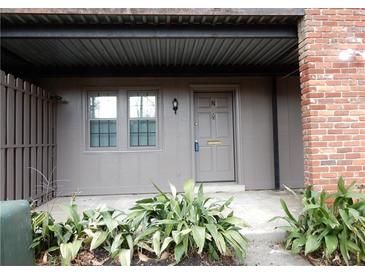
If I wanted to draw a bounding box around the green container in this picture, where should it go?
[0,200,34,265]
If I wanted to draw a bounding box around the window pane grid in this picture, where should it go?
[90,120,117,147]
[130,119,156,147]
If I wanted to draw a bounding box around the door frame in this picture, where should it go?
[189,84,243,185]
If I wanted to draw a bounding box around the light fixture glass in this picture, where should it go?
[172,98,178,114]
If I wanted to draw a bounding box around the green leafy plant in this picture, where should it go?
[31,211,57,256]
[60,239,83,265]
[31,197,86,265]
[83,205,134,265]
[31,198,134,266]
[31,179,248,266]
[272,177,365,265]
[126,179,249,264]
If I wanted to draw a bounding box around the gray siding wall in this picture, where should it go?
[277,77,304,189]
[39,76,303,195]
[240,79,275,190]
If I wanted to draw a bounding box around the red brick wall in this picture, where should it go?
[298,8,365,192]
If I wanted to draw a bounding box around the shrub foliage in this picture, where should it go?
[31,180,248,265]
[273,177,365,265]
[125,180,248,264]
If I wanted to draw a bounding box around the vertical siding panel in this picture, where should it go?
[30,85,37,199]
[42,89,49,201]
[52,102,57,197]
[0,71,6,200]
[23,81,31,200]
[36,87,43,203]
[15,78,24,199]
[48,99,54,199]
[6,74,15,200]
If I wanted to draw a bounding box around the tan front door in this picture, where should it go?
[194,92,235,182]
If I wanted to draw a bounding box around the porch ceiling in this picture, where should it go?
[0,10,301,78]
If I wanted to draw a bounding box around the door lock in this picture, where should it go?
[194,140,199,152]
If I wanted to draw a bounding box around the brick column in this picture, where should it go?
[298,8,365,192]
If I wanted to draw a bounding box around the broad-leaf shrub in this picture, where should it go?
[82,205,134,264]
[31,199,133,265]
[125,180,249,264]
[31,211,57,256]
[31,180,248,265]
[273,177,365,265]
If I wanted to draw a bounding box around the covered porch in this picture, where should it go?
[0,8,305,203]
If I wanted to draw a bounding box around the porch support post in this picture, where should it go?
[272,77,280,190]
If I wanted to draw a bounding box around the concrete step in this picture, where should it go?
[199,183,245,194]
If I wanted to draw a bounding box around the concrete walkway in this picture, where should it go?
[36,187,310,266]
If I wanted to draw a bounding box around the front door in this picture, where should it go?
[194,92,235,182]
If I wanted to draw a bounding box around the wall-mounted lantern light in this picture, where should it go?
[172,98,178,114]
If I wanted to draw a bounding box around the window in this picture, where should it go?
[86,89,159,151]
[128,92,157,147]
[88,94,117,147]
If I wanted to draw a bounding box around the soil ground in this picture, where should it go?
[36,248,239,266]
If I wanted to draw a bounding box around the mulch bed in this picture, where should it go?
[36,248,239,266]
[131,251,238,266]
[301,250,364,266]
